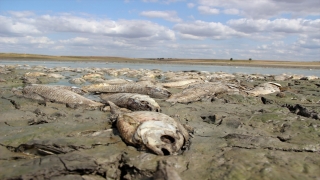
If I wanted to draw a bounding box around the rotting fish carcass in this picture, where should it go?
[108,101,189,155]
[245,82,281,96]
[24,72,47,77]
[82,83,171,99]
[160,79,202,89]
[82,73,103,80]
[166,82,236,104]
[15,84,103,108]
[51,85,87,95]
[101,93,160,112]
[102,78,133,85]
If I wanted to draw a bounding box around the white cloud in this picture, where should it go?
[0,12,178,57]
[0,15,40,36]
[0,37,18,44]
[0,13,176,41]
[177,33,205,40]
[197,6,220,15]
[223,8,240,15]
[174,20,245,39]
[140,11,182,22]
[187,3,195,8]
[295,37,320,49]
[60,37,90,45]
[227,18,320,34]
[198,0,320,18]
[26,36,54,44]
[0,36,54,45]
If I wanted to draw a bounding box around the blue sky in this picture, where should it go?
[0,0,319,61]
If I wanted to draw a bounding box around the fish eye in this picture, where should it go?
[141,100,147,104]
[161,135,175,144]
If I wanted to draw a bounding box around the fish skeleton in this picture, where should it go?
[21,84,103,108]
[101,93,160,112]
[166,82,233,104]
[82,83,171,99]
[108,101,189,155]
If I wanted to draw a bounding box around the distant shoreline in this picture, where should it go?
[1,53,319,69]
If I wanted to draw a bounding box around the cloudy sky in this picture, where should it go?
[0,0,319,61]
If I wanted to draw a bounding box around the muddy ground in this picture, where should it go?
[0,65,319,180]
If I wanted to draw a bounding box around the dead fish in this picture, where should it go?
[246,82,281,96]
[160,79,202,88]
[101,93,160,112]
[83,83,171,99]
[109,101,189,155]
[103,78,133,85]
[82,73,103,80]
[300,75,319,80]
[69,77,86,84]
[24,72,47,77]
[20,84,103,108]
[51,85,87,95]
[166,82,234,104]
[47,73,65,79]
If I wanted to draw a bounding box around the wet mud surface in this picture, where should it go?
[0,65,319,180]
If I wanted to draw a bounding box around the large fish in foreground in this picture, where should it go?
[108,101,189,155]
[82,83,171,99]
[101,93,161,112]
[17,84,103,108]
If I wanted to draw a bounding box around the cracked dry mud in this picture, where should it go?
[0,66,320,180]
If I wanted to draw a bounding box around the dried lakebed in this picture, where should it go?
[0,64,320,180]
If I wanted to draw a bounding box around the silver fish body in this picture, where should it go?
[109,101,189,155]
[21,84,103,107]
[101,93,160,112]
[83,83,171,99]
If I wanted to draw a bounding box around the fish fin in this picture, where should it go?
[107,101,121,115]
[176,122,190,142]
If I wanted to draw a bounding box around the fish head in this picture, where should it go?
[133,121,185,155]
[127,96,161,112]
[147,86,171,99]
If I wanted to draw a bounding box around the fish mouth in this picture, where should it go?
[159,135,177,155]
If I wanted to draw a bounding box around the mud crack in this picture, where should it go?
[1,96,21,109]
[230,145,319,153]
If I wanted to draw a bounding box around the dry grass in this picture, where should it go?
[1,53,319,69]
